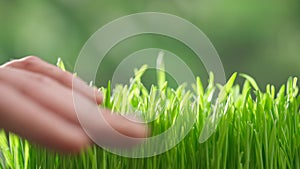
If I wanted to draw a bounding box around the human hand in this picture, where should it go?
[0,56,148,153]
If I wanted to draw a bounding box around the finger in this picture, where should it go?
[101,108,149,138]
[0,67,149,149]
[0,67,149,145]
[1,56,102,104]
[73,91,149,148]
[0,67,82,125]
[0,82,91,153]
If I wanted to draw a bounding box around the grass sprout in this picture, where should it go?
[0,58,299,169]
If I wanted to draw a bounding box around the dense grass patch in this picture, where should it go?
[0,59,300,169]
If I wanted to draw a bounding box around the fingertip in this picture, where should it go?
[56,130,92,154]
[69,135,91,153]
[102,110,150,139]
[123,114,150,138]
[130,123,149,138]
[94,87,103,104]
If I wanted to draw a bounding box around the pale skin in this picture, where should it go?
[0,56,148,153]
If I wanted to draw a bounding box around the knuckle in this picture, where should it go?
[32,74,53,84]
[1,56,41,68]
[18,75,54,95]
[21,56,41,68]
[29,74,52,85]
[23,56,40,62]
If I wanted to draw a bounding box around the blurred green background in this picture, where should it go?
[0,0,299,89]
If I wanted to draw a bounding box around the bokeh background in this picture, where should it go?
[1,0,299,89]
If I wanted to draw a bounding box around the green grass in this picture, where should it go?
[0,58,300,169]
